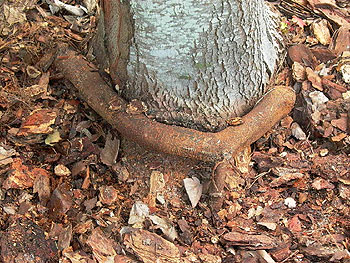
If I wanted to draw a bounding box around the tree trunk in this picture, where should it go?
[93,0,281,132]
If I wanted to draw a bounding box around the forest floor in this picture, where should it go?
[0,0,350,262]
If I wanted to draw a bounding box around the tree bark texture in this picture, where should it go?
[93,0,281,132]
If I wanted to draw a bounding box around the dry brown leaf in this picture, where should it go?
[0,145,17,166]
[288,215,302,232]
[54,164,71,177]
[271,167,305,187]
[63,247,93,263]
[312,178,335,190]
[331,114,348,132]
[100,132,120,166]
[17,109,57,136]
[3,158,49,190]
[123,229,181,263]
[146,170,165,208]
[306,67,323,91]
[307,0,350,27]
[330,26,350,56]
[87,227,117,263]
[99,185,119,205]
[183,177,202,208]
[331,133,347,142]
[58,224,72,251]
[33,171,51,205]
[311,19,331,45]
[288,44,317,68]
[292,61,306,81]
[311,47,337,63]
[3,3,27,27]
[47,184,73,220]
[223,231,278,250]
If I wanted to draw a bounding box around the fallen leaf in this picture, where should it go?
[177,219,193,245]
[123,229,181,263]
[306,67,323,91]
[312,178,335,190]
[100,132,120,166]
[222,231,278,249]
[149,215,178,241]
[3,158,49,190]
[288,44,317,67]
[54,164,71,177]
[311,48,337,63]
[331,133,347,142]
[288,215,302,232]
[330,26,350,56]
[271,167,305,187]
[291,122,307,140]
[146,170,165,208]
[87,227,117,263]
[47,183,73,220]
[3,4,26,27]
[58,224,72,251]
[33,171,51,205]
[331,114,348,132]
[45,130,61,145]
[0,145,17,166]
[183,177,202,208]
[18,109,57,136]
[311,19,331,45]
[99,185,119,205]
[128,201,150,226]
[292,16,306,28]
[257,222,277,231]
[307,1,350,27]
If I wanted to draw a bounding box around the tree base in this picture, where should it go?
[54,46,295,163]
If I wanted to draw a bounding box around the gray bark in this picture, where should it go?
[93,0,281,131]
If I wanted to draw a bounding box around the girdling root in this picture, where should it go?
[54,47,295,209]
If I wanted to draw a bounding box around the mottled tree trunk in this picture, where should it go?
[93,0,281,132]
